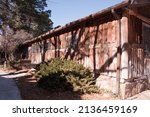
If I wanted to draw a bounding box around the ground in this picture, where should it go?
[1,67,150,100]
[0,67,119,100]
[16,70,119,100]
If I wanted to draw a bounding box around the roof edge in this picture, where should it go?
[24,0,130,45]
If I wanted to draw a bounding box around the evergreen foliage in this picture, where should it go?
[0,0,53,37]
[35,58,99,94]
[0,0,52,62]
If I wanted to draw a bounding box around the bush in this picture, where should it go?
[6,60,21,70]
[35,58,99,94]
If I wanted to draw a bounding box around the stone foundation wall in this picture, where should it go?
[96,75,117,93]
[96,75,149,99]
[121,77,148,99]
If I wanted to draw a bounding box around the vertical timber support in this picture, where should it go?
[112,10,129,97]
[120,16,129,99]
[111,9,122,95]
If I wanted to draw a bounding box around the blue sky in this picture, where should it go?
[46,0,123,27]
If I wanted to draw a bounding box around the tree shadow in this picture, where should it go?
[26,13,148,92]
[16,73,82,100]
[55,22,121,79]
[40,19,117,78]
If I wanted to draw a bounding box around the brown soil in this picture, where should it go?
[0,68,119,100]
[16,73,119,100]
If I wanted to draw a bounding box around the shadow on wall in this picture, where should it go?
[37,18,147,81]
[39,24,130,79]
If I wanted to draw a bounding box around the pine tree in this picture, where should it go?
[0,0,53,36]
[0,0,53,61]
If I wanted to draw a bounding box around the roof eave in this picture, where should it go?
[23,0,130,45]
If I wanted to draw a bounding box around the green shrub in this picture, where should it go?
[6,60,20,70]
[35,58,99,94]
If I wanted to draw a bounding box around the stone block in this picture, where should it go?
[96,75,116,93]
[123,78,148,99]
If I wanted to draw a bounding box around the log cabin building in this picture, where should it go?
[22,0,150,99]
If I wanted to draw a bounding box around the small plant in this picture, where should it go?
[6,60,20,70]
[101,89,111,94]
[35,58,99,94]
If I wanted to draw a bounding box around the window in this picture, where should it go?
[66,34,78,49]
[142,23,150,57]
[32,44,40,53]
[32,44,37,53]
[45,42,51,51]
[71,34,78,49]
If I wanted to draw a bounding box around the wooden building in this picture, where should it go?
[22,0,150,99]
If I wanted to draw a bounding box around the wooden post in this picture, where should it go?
[111,9,121,94]
[116,19,122,95]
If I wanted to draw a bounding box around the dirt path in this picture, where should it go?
[0,69,119,100]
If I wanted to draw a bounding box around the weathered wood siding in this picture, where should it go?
[28,15,130,96]
[128,16,144,78]
[121,14,150,98]
[128,16,150,78]
[29,18,120,80]
[26,1,150,98]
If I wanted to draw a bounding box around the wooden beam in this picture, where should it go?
[124,8,150,25]
[130,0,150,5]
